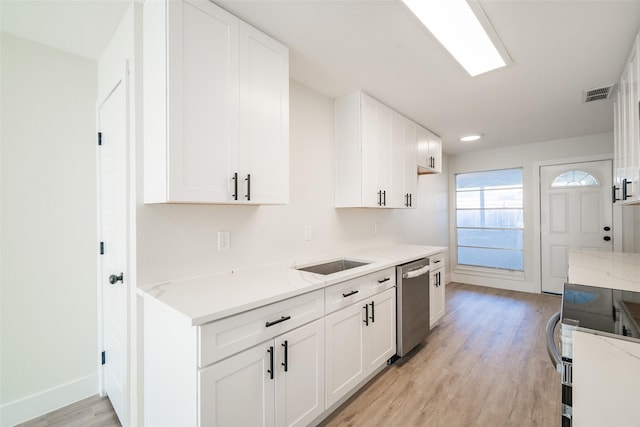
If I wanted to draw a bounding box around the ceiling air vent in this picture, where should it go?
[583,85,614,103]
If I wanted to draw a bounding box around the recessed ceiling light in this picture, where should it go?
[401,0,510,76]
[461,134,482,142]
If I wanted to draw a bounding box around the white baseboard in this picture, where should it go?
[1,373,99,427]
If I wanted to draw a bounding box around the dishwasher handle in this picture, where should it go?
[402,265,430,279]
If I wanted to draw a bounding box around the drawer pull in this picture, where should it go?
[377,277,390,284]
[370,301,375,323]
[363,304,369,326]
[281,340,288,372]
[342,290,359,298]
[432,259,442,264]
[267,346,274,379]
[265,315,291,328]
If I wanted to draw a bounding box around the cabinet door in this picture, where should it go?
[364,288,396,373]
[629,43,640,202]
[239,23,289,204]
[325,302,365,407]
[401,116,418,207]
[275,319,324,427]
[416,125,429,171]
[392,114,417,208]
[168,0,240,203]
[389,113,407,208]
[361,95,393,207]
[429,268,445,328]
[614,88,623,202]
[199,342,275,427]
[428,134,442,174]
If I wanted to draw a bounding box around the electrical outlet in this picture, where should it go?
[218,231,230,251]
[304,225,313,241]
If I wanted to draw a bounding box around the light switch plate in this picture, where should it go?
[304,225,313,241]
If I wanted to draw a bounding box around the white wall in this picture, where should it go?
[448,133,613,293]
[136,81,448,285]
[0,33,98,425]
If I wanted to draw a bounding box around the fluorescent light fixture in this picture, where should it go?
[460,134,482,142]
[402,0,508,76]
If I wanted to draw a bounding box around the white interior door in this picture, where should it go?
[98,77,128,424]
[540,160,613,293]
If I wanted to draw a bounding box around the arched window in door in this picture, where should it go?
[550,170,599,188]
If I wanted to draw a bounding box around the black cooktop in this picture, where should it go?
[561,283,640,342]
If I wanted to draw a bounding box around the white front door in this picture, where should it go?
[98,77,128,424]
[540,160,613,294]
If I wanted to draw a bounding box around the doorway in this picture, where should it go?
[97,74,129,424]
[540,160,613,294]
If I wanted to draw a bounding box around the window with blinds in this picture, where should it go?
[455,168,524,271]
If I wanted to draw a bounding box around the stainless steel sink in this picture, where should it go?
[296,259,371,275]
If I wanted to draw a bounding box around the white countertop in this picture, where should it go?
[568,250,640,292]
[139,244,446,326]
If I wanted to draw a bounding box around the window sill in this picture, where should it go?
[453,265,525,281]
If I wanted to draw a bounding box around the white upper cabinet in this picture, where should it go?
[416,126,442,174]
[397,114,420,208]
[143,0,289,204]
[394,113,418,208]
[614,29,640,205]
[335,92,430,208]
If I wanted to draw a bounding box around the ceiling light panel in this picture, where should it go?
[402,0,508,76]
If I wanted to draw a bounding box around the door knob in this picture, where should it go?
[109,273,124,285]
[603,236,611,242]
[604,226,611,231]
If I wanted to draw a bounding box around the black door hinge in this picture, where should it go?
[100,242,104,255]
[98,132,103,146]
[101,351,106,365]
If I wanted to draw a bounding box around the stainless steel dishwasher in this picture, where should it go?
[396,257,431,357]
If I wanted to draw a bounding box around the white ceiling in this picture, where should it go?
[3,0,640,154]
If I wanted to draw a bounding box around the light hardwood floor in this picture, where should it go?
[19,282,561,427]
[320,282,562,427]
[16,394,120,427]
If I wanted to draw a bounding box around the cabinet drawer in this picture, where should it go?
[325,268,395,314]
[429,253,445,267]
[199,289,324,367]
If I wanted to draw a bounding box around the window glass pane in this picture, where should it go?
[456,168,523,190]
[456,209,524,228]
[456,188,523,209]
[456,167,524,272]
[551,170,599,188]
[457,229,523,250]
[458,247,524,270]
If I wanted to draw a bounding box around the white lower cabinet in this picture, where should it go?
[429,253,446,329]
[200,341,274,427]
[325,287,396,407]
[200,319,324,427]
[144,270,398,426]
[572,330,640,426]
